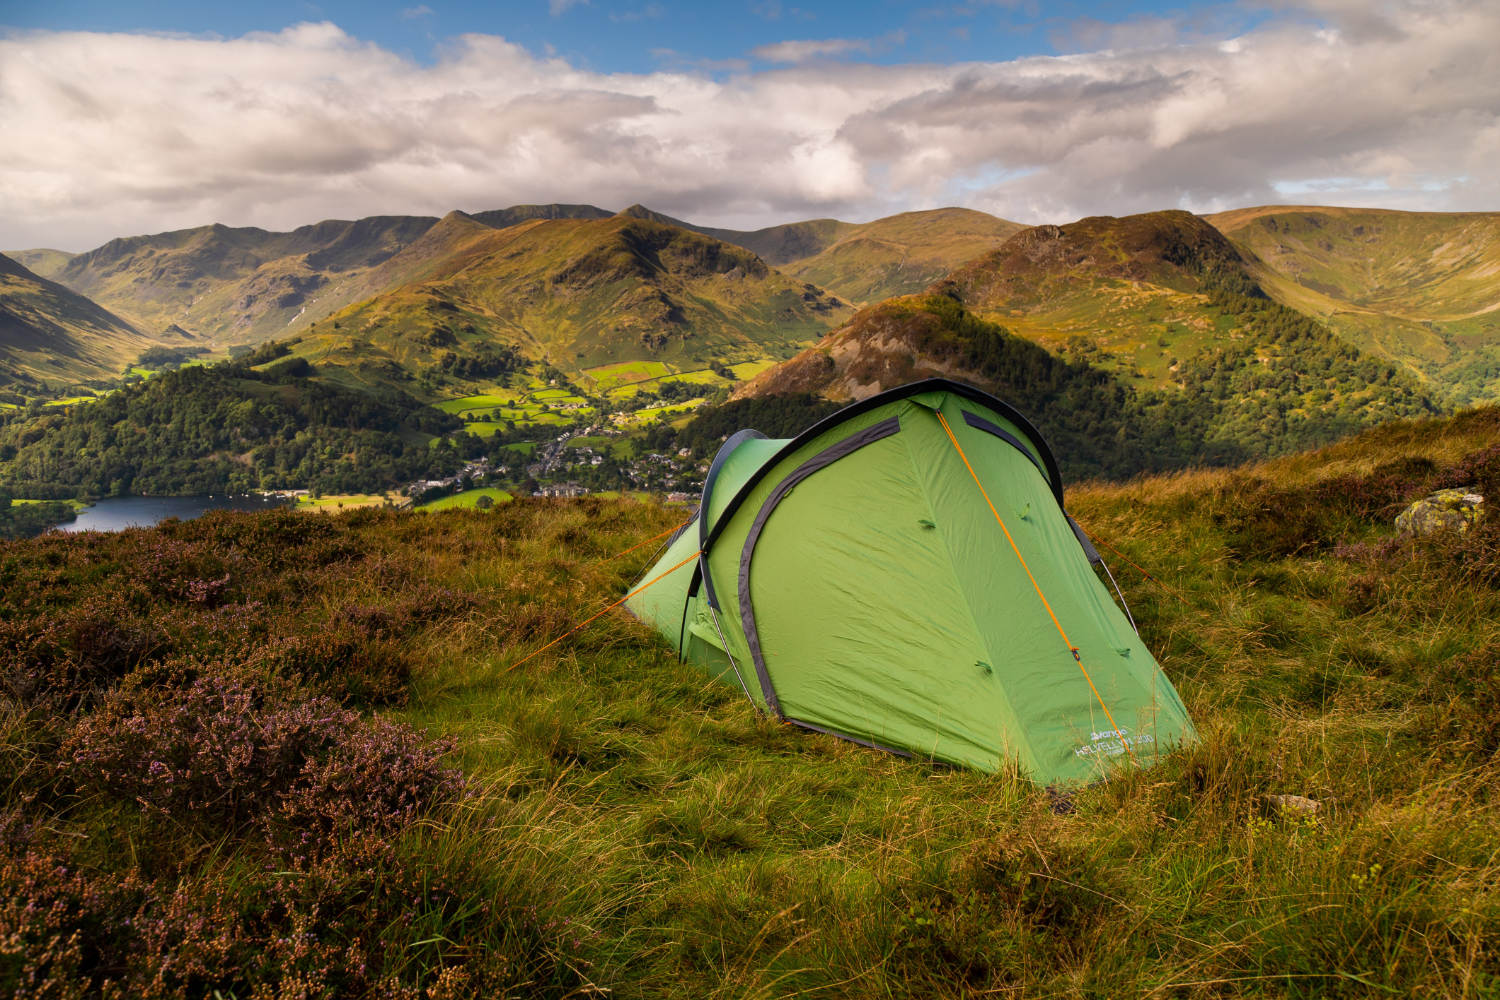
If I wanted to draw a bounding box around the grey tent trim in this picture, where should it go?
[961,410,1049,483]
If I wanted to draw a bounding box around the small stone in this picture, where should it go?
[1395,489,1483,536]
[1264,793,1321,818]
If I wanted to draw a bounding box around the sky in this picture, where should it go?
[1,0,1496,250]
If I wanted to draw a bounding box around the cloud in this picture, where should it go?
[400,5,434,19]
[0,1,1496,251]
[549,0,587,15]
[751,31,904,63]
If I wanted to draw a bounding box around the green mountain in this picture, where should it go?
[923,209,1275,388]
[735,211,1440,477]
[291,212,849,391]
[1206,206,1500,403]
[781,207,1025,304]
[613,204,857,264]
[0,252,171,391]
[43,215,443,344]
[7,248,75,278]
[614,204,1023,302]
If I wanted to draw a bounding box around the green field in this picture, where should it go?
[417,487,515,511]
[616,399,706,427]
[434,392,518,415]
[11,497,89,511]
[729,359,777,380]
[293,493,392,510]
[583,360,672,391]
[658,368,722,386]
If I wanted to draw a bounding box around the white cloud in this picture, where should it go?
[0,1,1496,251]
[751,31,905,63]
[549,0,587,16]
[752,37,870,62]
[401,6,435,19]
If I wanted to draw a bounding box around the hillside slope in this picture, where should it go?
[783,207,1024,304]
[0,252,170,391]
[5,403,1500,996]
[292,212,849,391]
[47,215,441,343]
[616,204,1023,302]
[0,342,464,496]
[1207,206,1500,403]
[927,210,1269,387]
[737,212,1440,477]
[33,205,621,347]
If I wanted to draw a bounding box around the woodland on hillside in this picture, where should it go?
[0,345,472,498]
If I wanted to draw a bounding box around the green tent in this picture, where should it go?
[627,379,1194,784]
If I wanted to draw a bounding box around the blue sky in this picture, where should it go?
[2,0,1270,73]
[1,0,1495,249]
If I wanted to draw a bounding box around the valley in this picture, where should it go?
[2,201,1498,534]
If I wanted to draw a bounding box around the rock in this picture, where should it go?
[1264,793,1321,818]
[1395,488,1484,536]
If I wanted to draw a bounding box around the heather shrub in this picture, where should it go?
[0,598,167,711]
[0,837,580,999]
[245,631,415,707]
[57,671,464,859]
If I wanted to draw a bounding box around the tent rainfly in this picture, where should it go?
[626,378,1194,784]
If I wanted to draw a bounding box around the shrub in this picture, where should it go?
[57,672,464,861]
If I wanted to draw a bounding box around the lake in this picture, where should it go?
[54,494,293,533]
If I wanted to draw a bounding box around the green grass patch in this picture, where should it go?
[417,487,515,511]
[729,359,778,380]
[434,392,517,415]
[616,399,706,427]
[293,493,392,510]
[11,497,89,511]
[659,369,723,386]
[583,360,672,390]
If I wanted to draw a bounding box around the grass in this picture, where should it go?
[614,399,707,427]
[417,487,515,511]
[584,359,672,391]
[729,359,778,381]
[7,408,1500,996]
[434,392,517,415]
[293,492,394,510]
[10,497,89,511]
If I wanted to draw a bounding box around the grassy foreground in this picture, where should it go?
[5,408,1500,997]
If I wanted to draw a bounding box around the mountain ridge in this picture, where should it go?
[0,251,170,391]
